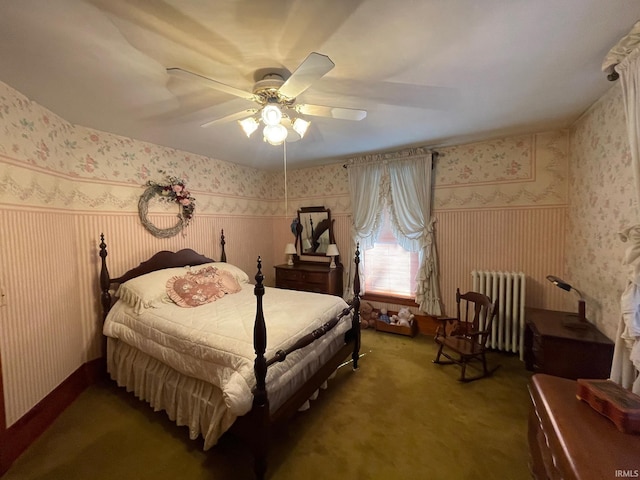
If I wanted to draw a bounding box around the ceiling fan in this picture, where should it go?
[166,52,367,145]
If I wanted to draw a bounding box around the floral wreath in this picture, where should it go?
[138,172,196,238]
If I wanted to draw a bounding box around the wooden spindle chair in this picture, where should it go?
[433,288,499,382]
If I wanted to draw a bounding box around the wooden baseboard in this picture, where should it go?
[0,358,105,475]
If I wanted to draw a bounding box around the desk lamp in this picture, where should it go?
[546,275,588,329]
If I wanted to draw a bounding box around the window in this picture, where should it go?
[363,209,419,298]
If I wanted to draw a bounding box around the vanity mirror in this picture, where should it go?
[296,206,335,259]
[275,206,343,296]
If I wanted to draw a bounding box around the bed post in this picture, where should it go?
[351,243,361,369]
[99,233,111,322]
[252,256,269,480]
[220,229,227,263]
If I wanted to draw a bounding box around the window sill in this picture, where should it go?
[361,293,419,307]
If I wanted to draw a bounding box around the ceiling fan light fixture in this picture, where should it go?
[238,117,259,137]
[292,118,310,138]
[263,124,288,145]
[261,104,282,126]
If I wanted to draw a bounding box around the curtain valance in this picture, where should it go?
[603,20,640,80]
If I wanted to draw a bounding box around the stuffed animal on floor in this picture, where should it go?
[359,301,378,329]
[390,307,415,328]
[378,308,391,324]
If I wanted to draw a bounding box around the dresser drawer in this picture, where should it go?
[274,264,342,296]
[303,271,327,286]
[276,269,303,283]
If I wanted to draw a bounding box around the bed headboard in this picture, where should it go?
[99,229,226,319]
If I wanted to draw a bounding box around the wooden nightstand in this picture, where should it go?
[524,307,614,380]
[274,263,343,296]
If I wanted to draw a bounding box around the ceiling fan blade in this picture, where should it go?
[167,67,257,102]
[200,109,257,128]
[297,104,367,121]
[278,52,335,99]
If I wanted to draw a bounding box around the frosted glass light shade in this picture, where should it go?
[261,105,282,126]
[263,124,288,145]
[292,118,310,138]
[238,117,259,137]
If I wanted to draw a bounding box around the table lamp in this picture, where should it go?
[284,243,297,266]
[326,244,339,268]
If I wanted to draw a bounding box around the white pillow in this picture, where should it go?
[192,262,250,285]
[116,266,192,313]
[116,263,250,313]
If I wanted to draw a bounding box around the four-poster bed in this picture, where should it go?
[98,231,361,479]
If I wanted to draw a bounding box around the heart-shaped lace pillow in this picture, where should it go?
[166,266,241,307]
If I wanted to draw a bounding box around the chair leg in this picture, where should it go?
[459,358,467,381]
[433,344,444,364]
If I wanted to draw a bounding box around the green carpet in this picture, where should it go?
[4,330,532,479]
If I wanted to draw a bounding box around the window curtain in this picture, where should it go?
[387,157,441,314]
[344,161,386,300]
[611,45,640,394]
[345,150,442,315]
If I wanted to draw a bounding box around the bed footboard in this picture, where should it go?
[246,245,361,480]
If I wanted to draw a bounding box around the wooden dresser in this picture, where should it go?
[528,374,640,479]
[524,308,614,380]
[274,263,343,296]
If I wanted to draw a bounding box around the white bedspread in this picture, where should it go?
[103,285,352,417]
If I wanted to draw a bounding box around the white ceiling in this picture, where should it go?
[1,0,639,171]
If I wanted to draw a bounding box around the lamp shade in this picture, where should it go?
[546,274,586,324]
[284,243,297,255]
[292,117,310,138]
[263,124,288,145]
[261,104,282,126]
[238,117,259,137]
[326,244,339,257]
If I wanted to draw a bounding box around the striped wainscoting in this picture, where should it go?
[434,206,569,316]
[0,207,273,428]
[0,209,84,427]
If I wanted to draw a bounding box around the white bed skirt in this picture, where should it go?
[107,337,236,449]
[106,337,338,449]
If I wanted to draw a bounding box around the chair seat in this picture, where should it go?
[436,335,484,356]
[432,288,499,382]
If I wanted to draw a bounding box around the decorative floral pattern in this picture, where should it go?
[436,135,533,185]
[567,84,635,339]
[0,81,284,216]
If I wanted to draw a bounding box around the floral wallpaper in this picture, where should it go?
[435,131,568,210]
[284,133,568,216]
[437,135,533,185]
[568,83,636,339]
[0,81,279,215]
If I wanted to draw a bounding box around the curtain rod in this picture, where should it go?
[342,150,444,168]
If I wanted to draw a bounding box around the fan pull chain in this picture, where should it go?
[283,141,288,218]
